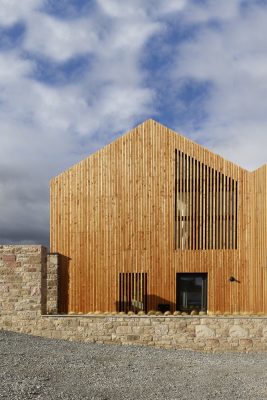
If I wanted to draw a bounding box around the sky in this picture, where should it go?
[1,0,267,248]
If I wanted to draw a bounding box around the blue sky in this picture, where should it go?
[1,0,267,246]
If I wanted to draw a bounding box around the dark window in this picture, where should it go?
[176,273,207,311]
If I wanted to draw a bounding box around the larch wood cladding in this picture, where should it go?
[50,119,267,314]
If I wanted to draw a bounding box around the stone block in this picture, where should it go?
[193,340,206,348]
[229,326,249,338]
[3,255,16,262]
[239,339,253,348]
[154,324,169,335]
[132,326,144,334]
[116,326,132,334]
[140,335,153,342]
[126,335,140,341]
[196,325,216,338]
[204,339,220,348]
[143,326,154,334]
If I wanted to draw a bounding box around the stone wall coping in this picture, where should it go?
[0,244,45,247]
[42,314,267,320]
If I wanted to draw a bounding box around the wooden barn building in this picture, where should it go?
[50,120,267,314]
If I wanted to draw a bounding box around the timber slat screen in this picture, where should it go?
[174,150,238,250]
[119,273,147,313]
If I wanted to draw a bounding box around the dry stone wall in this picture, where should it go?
[0,314,266,352]
[0,245,266,352]
[0,245,47,317]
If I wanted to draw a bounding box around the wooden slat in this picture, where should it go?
[195,160,199,250]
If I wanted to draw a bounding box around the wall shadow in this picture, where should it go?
[57,254,71,314]
[146,295,176,313]
[41,247,48,314]
[115,295,176,313]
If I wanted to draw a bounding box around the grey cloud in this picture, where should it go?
[171,0,267,170]
[0,0,266,250]
[0,1,164,247]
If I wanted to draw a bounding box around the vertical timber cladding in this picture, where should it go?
[50,119,267,314]
[250,165,267,313]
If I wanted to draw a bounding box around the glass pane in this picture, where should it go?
[177,274,207,311]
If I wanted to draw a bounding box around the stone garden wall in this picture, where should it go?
[0,245,266,352]
[0,245,47,317]
[1,314,266,353]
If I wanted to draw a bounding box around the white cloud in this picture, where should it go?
[156,0,187,15]
[184,0,240,23]
[97,0,187,19]
[97,0,146,18]
[172,0,267,170]
[0,51,32,82]
[0,0,43,26]
[0,0,170,245]
[24,14,99,62]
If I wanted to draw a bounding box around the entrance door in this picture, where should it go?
[176,273,207,311]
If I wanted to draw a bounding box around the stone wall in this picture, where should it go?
[0,314,266,352]
[46,253,59,315]
[0,245,266,352]
[0,245,47,317]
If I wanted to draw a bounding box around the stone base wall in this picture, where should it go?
[0,245,266,352]
[0,314,266,352]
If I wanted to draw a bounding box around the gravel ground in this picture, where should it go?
[0,330,266,400]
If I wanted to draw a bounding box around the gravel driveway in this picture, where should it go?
[0,330,266,400]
